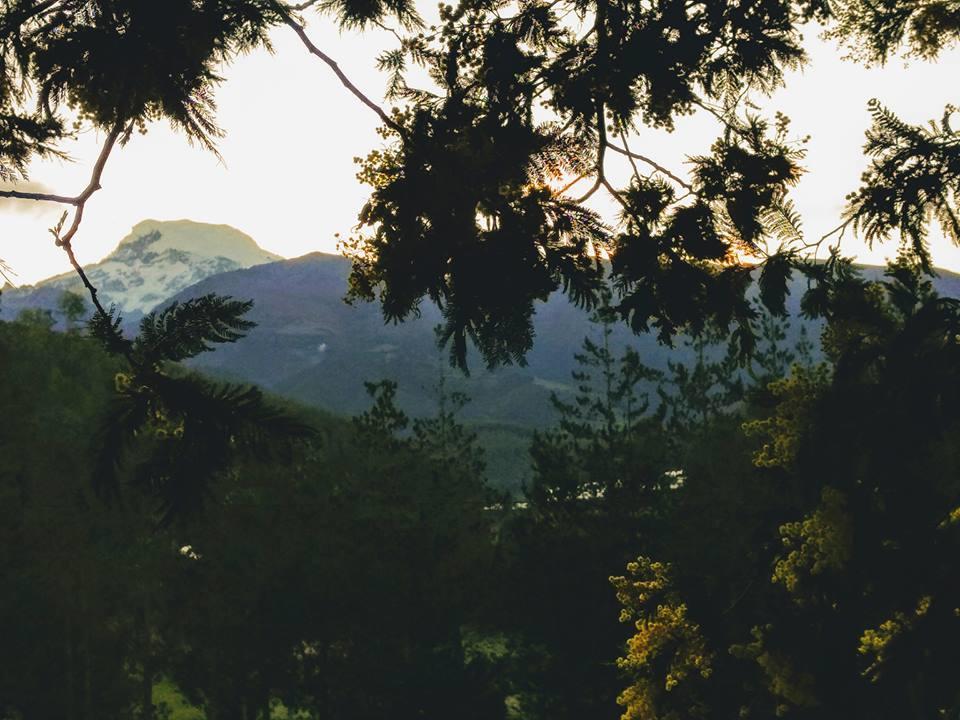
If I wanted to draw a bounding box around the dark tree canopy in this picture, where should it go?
[0,0,958,368]
[5,4,960,717]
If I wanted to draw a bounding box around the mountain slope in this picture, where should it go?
[9,227,960,489]
[169,253,960,421]
[0,219,281,322]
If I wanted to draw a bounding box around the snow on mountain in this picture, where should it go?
[1,219,282,318]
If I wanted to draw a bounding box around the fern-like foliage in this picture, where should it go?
[827,0,960,63]
[133,294,255,368]
[87,292,313,524]
[761,197,804,246]
[88,303,134,357]
[845,100,960,271]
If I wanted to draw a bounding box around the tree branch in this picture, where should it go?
[556,172,588,196]
[38,121,125,322]
[574,176,602,203]
[51,122,124,250]
[691,96,753,143]
[797,218,852,258]
[605,142,694,191]
[0,0,63,37]
[0,187,80,204]
[590,101,646,229]
[285,17,408,139]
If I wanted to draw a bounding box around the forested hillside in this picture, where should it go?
[4,256,960,719]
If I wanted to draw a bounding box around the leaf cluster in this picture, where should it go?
[845,100,960,272]
[88,292,314,524]
[346,0,830,369]
[0,0,286,165]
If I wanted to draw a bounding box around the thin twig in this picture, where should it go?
[373,19,404,43]
[605,142,693,191]
[574,176,601,203]
[799,218,852,260]
[286,17,408,139]
[0,258,15,285]
[617,126,644,183]
[557,172,588,196]
[53,122,124,251]
[601,176,639,223]
[288,0,322,10]
[0,187,80,204]
[692,95,752,142]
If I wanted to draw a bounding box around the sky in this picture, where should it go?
[1,15,959,286]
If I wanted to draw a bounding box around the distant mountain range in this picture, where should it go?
[6,220,960,488]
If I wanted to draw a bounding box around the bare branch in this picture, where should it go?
[373,19,405,43]
[0,188,80,204]
[556,172,588,196]
[605,142,694,191]
[287,0,322,10]
[51,122,124,249]
[616,126,643,184]
[574,177,602,203]
[797,218,852,259]
[600,176,642,227]
[591,101,646,229]
[691,96,753,143]
[0,258,15,285]
[572,103,609,203]
[285,17,408,139]
[34,122,125,322]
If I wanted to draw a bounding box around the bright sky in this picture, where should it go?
[1,16,959,286]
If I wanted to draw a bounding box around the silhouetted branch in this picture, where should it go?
[574,177,602,202]
[54,123,123,244]
[0,0,63,38]
[557,172,588,196]
[799,218,853,257]
[373,19,404,43]
[591,102,645,228]
[0,187,79,204]
[285,17,407,139]
[691,96,753,143]
[36,121,125,323]
[605,142,694,192]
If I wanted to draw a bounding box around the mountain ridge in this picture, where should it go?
[7,220,960,488]
[0,219,281,319]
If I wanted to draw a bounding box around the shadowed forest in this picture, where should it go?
[3,1,960,719]
[4,255,960,719]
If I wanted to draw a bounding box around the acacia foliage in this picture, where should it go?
[339,0,960,367]
[89,293,314,524]
[612,256,960,720]
[3,1,960,369]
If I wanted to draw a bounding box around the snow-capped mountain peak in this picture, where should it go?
[4,219,283,316]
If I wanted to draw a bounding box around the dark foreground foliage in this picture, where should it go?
[3,255,960,719]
